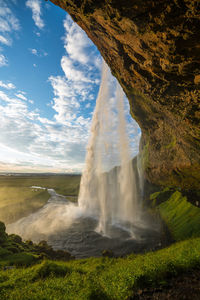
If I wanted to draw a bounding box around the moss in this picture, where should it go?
[164,135,176,149]
[156,164,200,191]
[128,87,152,122]
[152,190,200,241]
[150,187,174,207]
[140,140,150,170]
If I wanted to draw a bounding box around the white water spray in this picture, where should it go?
[7,61,143,244]
[78,61,141,236]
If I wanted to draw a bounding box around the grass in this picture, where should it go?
[0,174,81,196]
[0,237,200,299]
[0,252,39,267]
[0,175,199,299]
[151,189,200,241]
[0,221,74,269]
[0,186,49,224]
[0,174,80,223]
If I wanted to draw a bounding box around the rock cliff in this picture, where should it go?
[50,0,200,191]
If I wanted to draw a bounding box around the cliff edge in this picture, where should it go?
[50,0,200,191]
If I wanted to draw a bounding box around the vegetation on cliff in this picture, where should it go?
[154,190,200,241]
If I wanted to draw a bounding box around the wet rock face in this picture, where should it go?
[50,0,200,190]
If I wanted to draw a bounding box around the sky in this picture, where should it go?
[0,0,141,173]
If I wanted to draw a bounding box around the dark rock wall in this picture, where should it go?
[50,0,200,190]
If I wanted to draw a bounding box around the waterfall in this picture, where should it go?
[7,61,154,257]
[78,61,141,236]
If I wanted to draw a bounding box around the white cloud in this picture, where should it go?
[49,75,80,123]
[0,54,8,67]
[0,1,20,66]
[48,14,101,128]
[0,80,15,89]
[0,35,11,46]
[0,5,20,33]
[0,90,18,102]
[63,15,92,64]
[61,56,91,83]
[0,86,90,172]
[0,18,11,32]
[61,15,101,84]
[29,48,48,58]
[26,0,44,30]
[45,15,102,169]
[17,90,26,95]
[30,48,38,55]
[15,93,27,101]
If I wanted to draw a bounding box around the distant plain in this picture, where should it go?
[0,174,81,224]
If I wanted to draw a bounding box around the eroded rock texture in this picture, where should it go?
[50,0,200,190]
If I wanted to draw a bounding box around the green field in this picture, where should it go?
[0,175,81,224]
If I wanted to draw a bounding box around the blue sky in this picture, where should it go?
[0,0,140,173]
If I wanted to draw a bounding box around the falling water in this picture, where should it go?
[78,61,141,236]
[6,61,162,258]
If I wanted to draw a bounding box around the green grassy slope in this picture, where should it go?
[0,237,200,300]
[151,189,200,241]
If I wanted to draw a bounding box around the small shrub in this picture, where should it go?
[6,246,20,254]
[26,240,33,246]
[8,234,22,244]
[102,250,114,258]
[0,246,11,258]
[4,252,39,267]
[33,261,70,280]
[0,221,7,243]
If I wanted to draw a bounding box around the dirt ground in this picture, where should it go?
[131,270,200,300]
